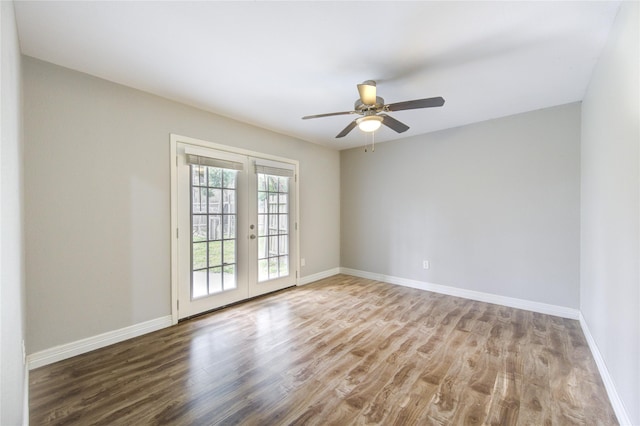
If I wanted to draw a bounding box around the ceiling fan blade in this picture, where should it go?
[302,111,355,120]
[386,96,445,112]
[380,114,410,133]
[336,120,358,138]
[357,80,377,105]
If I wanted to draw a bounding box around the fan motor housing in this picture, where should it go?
[355,96,385,113]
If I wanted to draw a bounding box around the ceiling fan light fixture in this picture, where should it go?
[357,116,383,133]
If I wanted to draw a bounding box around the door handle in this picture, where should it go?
[250,234,256,239]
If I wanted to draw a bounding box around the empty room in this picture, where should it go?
[1,1,638,425]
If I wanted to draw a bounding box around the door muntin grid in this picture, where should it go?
[191,164,238,298]
[257,173,289,282]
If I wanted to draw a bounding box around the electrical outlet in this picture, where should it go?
[301,258,306,267]
[422,260,430,270]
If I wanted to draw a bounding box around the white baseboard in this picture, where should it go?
[22,269,629,425]
[340,267,580,320]
[338,269,634,422]
[298,267,341,286]
[22,365,29,426]
[27,315,173,370]
[25,269,340,370]
[27,268,342,371]
[579,313,632,425]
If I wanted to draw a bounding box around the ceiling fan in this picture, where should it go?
[302,80,445,138]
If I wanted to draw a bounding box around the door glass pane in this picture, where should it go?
[209,267,222,293]
[269,236,278,256]
[278,235,289,256]
[208,168,222,187]
[257,172,290,282]
[193,242,207,270]
[224,240,236,264]
[279,214,288,233]
[208,189,222,213]
[278,177,288,192]
[269,215,278,235]
[191,164,239,299]
[279,194,288,213]
[193,215,207,242]
[269,257,279,279]
[258,259,268,282]
[193,270,208,298]
[208,215,221,240]
[195,188,207,214]
[223,215,236,239]
[223,265,236,289]
[192,188,202,214]
[223,170,237,188]
[193,165,206,186]
[258,192,267,214]
[224,190,236,214]
[268,194,278,214]
[258,236,267,259]
[280,256,289,277]
[267,176,278,191]
[208,241,222,266]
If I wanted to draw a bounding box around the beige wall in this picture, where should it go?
[341,103,581,308]
[23,57,340,354]
[580,2,639,424]
[1,1,26,424]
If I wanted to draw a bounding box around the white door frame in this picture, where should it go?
[170,134,300,324]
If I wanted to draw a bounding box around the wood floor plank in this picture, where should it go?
[30,275,618,425]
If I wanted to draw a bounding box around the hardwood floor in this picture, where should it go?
[30,275,617,425]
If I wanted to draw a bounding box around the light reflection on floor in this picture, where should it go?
[186,298,293,411]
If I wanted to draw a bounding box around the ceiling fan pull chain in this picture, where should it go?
[372,132,375,152]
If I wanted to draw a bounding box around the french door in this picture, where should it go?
[174,140,297,319]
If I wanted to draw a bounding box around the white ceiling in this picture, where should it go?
[14,1,621,150]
